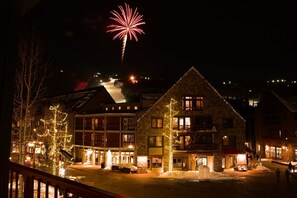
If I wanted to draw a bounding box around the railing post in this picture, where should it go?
[24,176,34,198]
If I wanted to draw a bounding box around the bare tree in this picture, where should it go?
[37,104,72,175]
[13,31,48,165]
[164,98,179,172]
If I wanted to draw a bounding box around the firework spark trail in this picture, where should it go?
[106,3,145,63]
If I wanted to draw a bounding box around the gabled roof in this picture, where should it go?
[51,86,115,111]
[138,66,245,122]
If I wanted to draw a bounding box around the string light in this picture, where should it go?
[37,104,72,175]
[164,98,179,172]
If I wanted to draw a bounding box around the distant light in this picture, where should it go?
[237,154,246,162]
[59,167,65,177]
[28,143,35,147]
[249,89,252,93]
[60,70,64,73]
[129,75,138,84]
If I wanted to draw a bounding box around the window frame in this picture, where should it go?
[151,117,163,129]
[148,136,163,147]
[182,96,204,111]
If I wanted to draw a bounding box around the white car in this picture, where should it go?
[118,164,137,173]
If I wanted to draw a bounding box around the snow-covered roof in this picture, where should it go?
[51,86,114,111]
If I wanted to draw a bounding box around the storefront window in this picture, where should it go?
[152,157,162,168]
[271,146,275,158]
[196,157,207,167]
[276,147,282,158]
[173,158,182,168]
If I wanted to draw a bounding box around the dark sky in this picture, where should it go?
[25,1,297,85]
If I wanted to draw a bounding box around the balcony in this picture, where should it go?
[0,161,125,198]
[174,124,217,133]
[175,144,219,152]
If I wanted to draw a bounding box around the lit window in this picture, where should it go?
[151,117,163,128]
[173,158,183,168]
[122,117,135,130]
[276,147,282,158]
[173,117,191,130]
[127,106,130,110]
[182,96,203,111]
[196,157,207,167]
[149,136,163,147]
[152,157,162,168]
[93,118,99,129]
[122,134,135,147]
[271,146,275,158]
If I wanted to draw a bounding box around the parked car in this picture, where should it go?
[117,164,137,173]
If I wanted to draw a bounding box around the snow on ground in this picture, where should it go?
[255,165,271,171]
[159,170,236,180]
[158,165,272,180]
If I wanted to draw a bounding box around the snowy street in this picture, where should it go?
[65,160,297,198]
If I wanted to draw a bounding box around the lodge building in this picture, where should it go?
[71,67,246,173]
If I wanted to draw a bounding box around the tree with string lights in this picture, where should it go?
[163,98,179,172]
[37,104,72,175]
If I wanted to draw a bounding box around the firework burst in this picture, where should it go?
[106,3,145,63]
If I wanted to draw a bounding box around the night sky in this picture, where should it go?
[25,1,297,85]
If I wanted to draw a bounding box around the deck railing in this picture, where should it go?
[1,161,126,198]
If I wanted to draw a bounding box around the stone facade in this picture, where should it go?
[136,67,246,173]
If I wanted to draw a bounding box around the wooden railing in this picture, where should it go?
[1,161,126,198]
